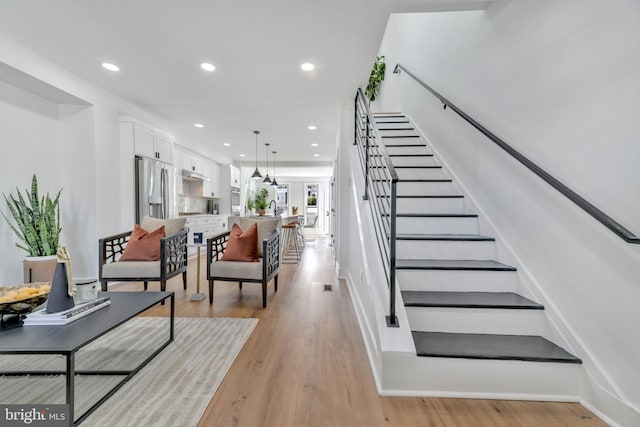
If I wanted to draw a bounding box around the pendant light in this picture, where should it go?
[270,151,279,187]
[251,130,262,179]
[262,143,271,183]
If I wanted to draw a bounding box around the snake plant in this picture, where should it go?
[2,174,62,256]
[365,55,386,102]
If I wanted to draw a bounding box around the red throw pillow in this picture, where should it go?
[222,223,259,262]
[120,224,165,261]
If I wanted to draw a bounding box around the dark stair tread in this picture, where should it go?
[396,233,494,241]
[391,213,478,218]
[402,291,543,309]
[382,135,421,138]
[411,332,581,364]
[384,144,428,147]
[370,165,442,169]
[376,120,410,124]
[370,154,434,157]
[389,154,434,157]
[377,195,462,199]
[396,259,516,271]
[373,178,452,183]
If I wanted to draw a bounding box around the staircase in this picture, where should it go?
[371,113,582,398]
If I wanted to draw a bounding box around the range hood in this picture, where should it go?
[181,169,209,181]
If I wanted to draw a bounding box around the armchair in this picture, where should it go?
[206,218,279,308]
[98,217,188,292]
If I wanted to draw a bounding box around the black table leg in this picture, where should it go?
[66,352,75,426]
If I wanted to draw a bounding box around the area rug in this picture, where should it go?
[0,317,258,426]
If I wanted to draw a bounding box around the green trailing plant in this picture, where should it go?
[2,174,62,257]
[254,188,269,210]
[365,55,386,102]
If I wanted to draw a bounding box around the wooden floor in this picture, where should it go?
[114,236,607,427]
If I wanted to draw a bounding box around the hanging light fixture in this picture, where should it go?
[251,130,262,179]
[262,143,271,183]
[270,150,278,187]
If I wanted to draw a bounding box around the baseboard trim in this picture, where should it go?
[379,389,580,402]
[339,271,383,394]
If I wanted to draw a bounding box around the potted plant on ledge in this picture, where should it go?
[2,174,62,283]
[255,188,269,216]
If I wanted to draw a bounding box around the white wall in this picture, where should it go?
[375,0,640,421]
[0,33,230,283]
[0,83,63,283]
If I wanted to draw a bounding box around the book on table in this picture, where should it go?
[23,297,111,325]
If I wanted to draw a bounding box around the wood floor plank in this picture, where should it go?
[110,236,607,427]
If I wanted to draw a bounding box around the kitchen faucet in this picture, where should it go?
[268,200,277,216]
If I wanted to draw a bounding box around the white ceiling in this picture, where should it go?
[0,0,492,163]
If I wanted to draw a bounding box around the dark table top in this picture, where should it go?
[0,291,172,354]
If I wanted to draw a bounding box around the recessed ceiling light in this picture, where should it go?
[301,62,314,71]
[194,123,204,128]
[102,62,120,72]
[200,62,216,71]
[223,143,230,147]
[308,125,317,130]
[311,143,318,147]
[313,154,320,157]
[240,154,246,157]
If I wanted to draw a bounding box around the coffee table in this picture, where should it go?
[0,291,174,426]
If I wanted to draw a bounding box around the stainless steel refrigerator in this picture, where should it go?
[135,156,176,223]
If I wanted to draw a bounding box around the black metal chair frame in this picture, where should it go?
[99,228,188,292]
[206,230,279,308]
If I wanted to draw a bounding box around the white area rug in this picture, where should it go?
[0,317,258,426]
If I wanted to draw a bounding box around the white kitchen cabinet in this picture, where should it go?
[182,153,205,175]
[202,163,214,198]
[172,148,183,194]
[155,133,173,163]
[184,215,228,257]
[133,123,173,163]
[204,162,221,198]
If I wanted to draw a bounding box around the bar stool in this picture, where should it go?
[281,223,301,263]
[289,220,305,250]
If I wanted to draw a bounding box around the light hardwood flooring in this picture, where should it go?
[113,236,607,427]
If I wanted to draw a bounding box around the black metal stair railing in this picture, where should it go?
[393,63,640,244]
[354,88,399,327]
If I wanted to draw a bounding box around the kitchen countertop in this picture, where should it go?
[178,213,230,218]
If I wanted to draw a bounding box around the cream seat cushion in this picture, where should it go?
[102,261,160,278]
[141,216,186,237]
[238,218,278,257]
[210,259,263,281]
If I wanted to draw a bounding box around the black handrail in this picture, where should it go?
[394,63,640,244]
[354,88,399,327]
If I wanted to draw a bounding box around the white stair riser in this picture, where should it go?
[405,307,552,337]
[397,270,519,293]
[396,168,448,180]
[384,137,423,145]
[390,156,440,166]
[397,197,464,213]
[397,181,453,195]
[396,239,496,260]
[378,128,418,135]
[396,216,478,234]
[382,354,581,400]
[386,146,432,156]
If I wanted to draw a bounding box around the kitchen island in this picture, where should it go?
[227,213,301,230]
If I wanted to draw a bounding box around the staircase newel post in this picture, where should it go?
[363,114,370,201]
[386,179,399,327]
